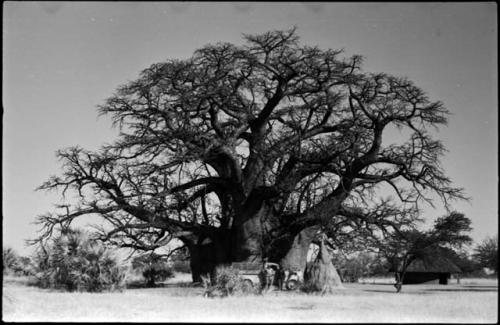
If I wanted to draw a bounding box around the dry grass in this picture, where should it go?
[359,275,499,285]
[3,275,497,323]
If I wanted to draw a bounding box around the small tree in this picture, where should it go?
[381,212,472,292]
[474,235,498,274]
[131,252,173,286]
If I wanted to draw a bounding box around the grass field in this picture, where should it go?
[2,274,497,323]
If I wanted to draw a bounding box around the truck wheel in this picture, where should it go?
[286,279,298,290]
[242,279,254,292]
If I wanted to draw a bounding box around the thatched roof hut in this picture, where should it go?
[390,249,462,285]
[404,255,462,273]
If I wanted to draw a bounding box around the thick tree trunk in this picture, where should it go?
[278,226,320,278]
[231,202,279,263]
[185,208,324,284]
[189,244,212,283]
[231,216,265,263]
[186,232,231,283]
[146,277,156,287]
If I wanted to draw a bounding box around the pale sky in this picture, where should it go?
[3,2,498,255]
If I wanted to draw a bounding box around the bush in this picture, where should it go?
[299,280,320,293]
[32,228,126,292]
[15,256,35,276]
[3,248,34,276]
[3,248,20,275]
[203,265,255,297]
[171,260,191,273]
[132,253,174,286]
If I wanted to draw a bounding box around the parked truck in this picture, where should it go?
[231,262,301,290]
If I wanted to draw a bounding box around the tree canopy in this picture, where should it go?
[33,28,467,280]
[474,235,498,274]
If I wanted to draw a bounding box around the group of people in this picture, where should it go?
[260,259,300,292]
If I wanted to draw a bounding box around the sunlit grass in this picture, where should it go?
[3,275,497,323]
[358,275,499,285]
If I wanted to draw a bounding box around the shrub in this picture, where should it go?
[131,253,174,286]
[171,260,191,273]
[299,279,320,293]
[32,228,126,292]
[3,248,20,275]
[3,248,34,276]
[15,256,35,276]
[203,265,255,297]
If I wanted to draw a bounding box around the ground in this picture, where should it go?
[2,274,497,323]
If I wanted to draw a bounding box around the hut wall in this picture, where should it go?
[402,272,450,284]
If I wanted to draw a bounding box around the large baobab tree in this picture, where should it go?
[33,28,466,282]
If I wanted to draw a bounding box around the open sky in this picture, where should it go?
[3,2,497,255]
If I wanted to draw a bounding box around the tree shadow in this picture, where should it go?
[287,303,315,310]
[126,281,195,290]
[425,287,498,292]
[361,289,395,293]
[126,281,167,289]
[361,288,433,294]
[461,285,498,289]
